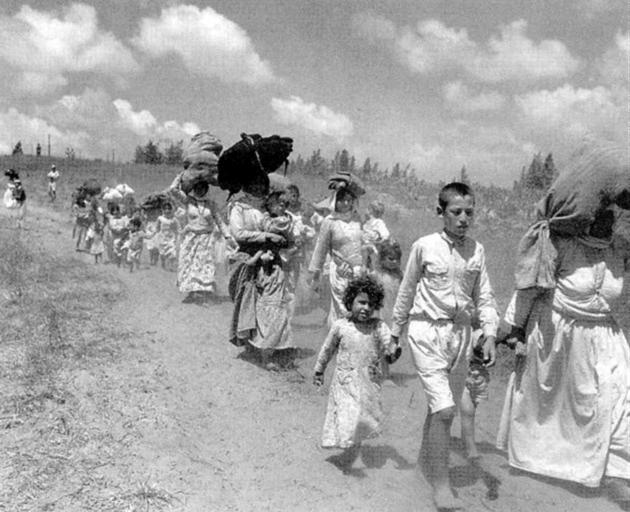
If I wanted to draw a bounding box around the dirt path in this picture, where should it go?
[9,204,625,512]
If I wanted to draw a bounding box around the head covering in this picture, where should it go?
[183,132,222,169]
[4,168,19,180]
[514,139,629,289]
[51,164,56,169]
[328,172,366,197]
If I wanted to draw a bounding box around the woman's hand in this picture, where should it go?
[265,232,286,246]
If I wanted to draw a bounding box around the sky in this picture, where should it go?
[0,0,626,185]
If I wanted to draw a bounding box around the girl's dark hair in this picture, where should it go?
[129,216,142,229]
[343,274,385,311]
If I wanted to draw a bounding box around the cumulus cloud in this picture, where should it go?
[0,3,138,95]
[598,31,629,89]
[353,13,578,82]
[133,5,275,85]
[113,99,199,139]
[1,89,199,159]
[515,84,624,144]
[271,96,353,141]
[442,81,506,112]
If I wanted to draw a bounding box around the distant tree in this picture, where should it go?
[36,143,42,157]
[361,157,372,178]
[134,145,145,164]
[542,153,557,190]
[12,141,23,156]
[391,162,401,179]
[134,140,164,164]
[524,153,545,191]
[339,149,350,174]
[164,140,184,166]
[459,165,470,184]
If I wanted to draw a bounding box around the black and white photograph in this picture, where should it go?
[0,1,628,511]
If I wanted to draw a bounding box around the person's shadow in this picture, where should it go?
[448,438,502,501]
[360,444,416,470]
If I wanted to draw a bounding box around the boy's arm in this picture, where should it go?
[472,246,499,339]
[391,241,423,338]
[472,245,499,366]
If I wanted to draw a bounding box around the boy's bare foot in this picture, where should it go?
[433,486,464,510]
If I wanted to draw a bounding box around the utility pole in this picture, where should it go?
[47,134,51,157]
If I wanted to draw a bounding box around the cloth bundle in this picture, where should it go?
[515,139,630,289]
[115,183,134,197]
[218,133,293,195]
[328,172,366,198]
[141,193,169,211]
[102,187,123,202]
[180,132,222,193]
[76,179,102,198]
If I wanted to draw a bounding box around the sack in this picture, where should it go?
[180,153,219,193]
[218,133,293,195]
[141,193,169,211]
[102,187,123,202]
[81,179,102,196]
[328,172,365,197]
[115,183,134,197]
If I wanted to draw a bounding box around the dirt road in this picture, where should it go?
[4,204,624,512]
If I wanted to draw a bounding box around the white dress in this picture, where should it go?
[497,236,629,487]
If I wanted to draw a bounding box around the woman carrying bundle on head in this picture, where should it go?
[168,132,234,304]
[496,140,630,507]
[308,173,367,328]
[222,133,296,369]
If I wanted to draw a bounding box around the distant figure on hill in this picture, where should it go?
[47,164,60,202]
[3,169,27,229]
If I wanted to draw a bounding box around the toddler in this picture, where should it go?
[313,275,401,475]
[123,217,145,272]
[372,239,403,379]
[157,202,180,271]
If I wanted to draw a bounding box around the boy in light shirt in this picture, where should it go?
[390,182,498,510]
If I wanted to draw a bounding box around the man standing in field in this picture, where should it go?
[47,164,60,202]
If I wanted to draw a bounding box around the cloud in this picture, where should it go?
[353,13,578,82]
[113,99,199,139]
[442,81,506,112]
[1,89,199,159]
[597,31,629,90]
[515,84,624,143]
[576,0,627,19]
[133,5,275,85]
[271,96,354,141]
[0,3,138,95]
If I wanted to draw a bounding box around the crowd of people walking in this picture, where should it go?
[4,134,629,510]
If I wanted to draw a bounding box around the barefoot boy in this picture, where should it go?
[390,182,498,510]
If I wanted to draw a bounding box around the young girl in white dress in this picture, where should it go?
[313,275,401,474]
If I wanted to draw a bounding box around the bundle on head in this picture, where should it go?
[4,168,19,180]
[328,172,366,197]
[180,132,222,194]
[218,133,293,196]
[81,178,102,196]
[141,193,169,211]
